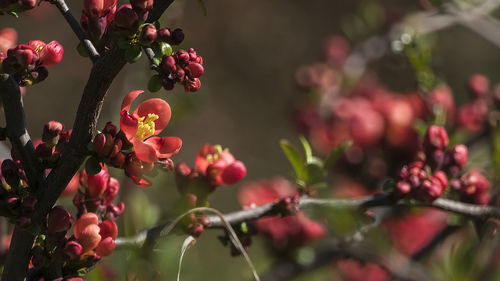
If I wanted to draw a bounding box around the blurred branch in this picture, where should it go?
[1,0,177,279]
[343,0,500,77]
[115,193,500,249]
[50,0,100,63]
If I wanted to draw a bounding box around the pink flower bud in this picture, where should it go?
[104,177,120,204]
[93,133,106,156]
[42,121,64,145]
[86,167,110,199]
[220,160,246,185]
[2,44,34,73]
[188,223,204,238]
[414,178,443,202]
[468,74,489,98]
[63,241,83,259]
[157,28,171,42]
[396,181,411,195]
[99,220,118,240]
[185,62,204,78]
[102,121,117,136]
[84,0,117,18]
[139,24,157,45]
[95,236,115,256]
[184,77,201,92]
[74,213,101,252]
[48,206,74,234]
[161,55,176,73]
[39,41,63,67]
[432,171,448,191]
[424,125,448,151]
[113,5,139,31]
[27,40,45,53]
[448,144,468,169]
[175,162,191,177]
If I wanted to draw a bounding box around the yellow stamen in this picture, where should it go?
[135,113,159,140]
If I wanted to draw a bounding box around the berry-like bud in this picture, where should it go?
[447,144,468,169]
[424,125,448,151]
[42,121,64,146]
[161,55,176,73]
[185,62,204,78]
[220,160,247,185]
[139,24,157,45]
[39,41,64,68]
[188,223,204,238]
[468,74,489,98]
[175,162,191,177]
[48,206,74,234]
[36,142,53,158]
[95,236,115,256]
[2,44,34,74]
[414,177,443,202]
[157,28,171,42]
[396,181,411,196]
[184,77,201,92]
[113,5,139,32]
[63,241,83,259]
[170,28,185,45]
[102,122,117,136]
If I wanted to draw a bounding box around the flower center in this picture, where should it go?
[205,145,223,164]
[136,113,159,140]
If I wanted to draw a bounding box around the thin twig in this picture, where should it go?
[50,0,100,63]
[115,194,500,249]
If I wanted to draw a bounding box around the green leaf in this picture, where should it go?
[85,156,101,175]
[7,11,18,18]
[280,139,305,179]
[76,43,89,58]
[125,44,142,63]
[148,75,163,92]
[304,163,324,185]
[152,57,161,66]
[324,140,353,170]
[240,222,248,234]
[160,42,173,56]
[299,136,313,163]
[197,0,208,15]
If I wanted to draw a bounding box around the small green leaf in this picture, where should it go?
[324,140,353,170]
[7,11,18,18]
[85,156,101,175]
[152,57,161,66]
[76,43,89,58]
[299,136,313,163]
[160,42,173,56]
[280,139,304,179]
[240,222,248,234]
[304,163,324,185]
[148,75,163,92]
[125,45,142,63]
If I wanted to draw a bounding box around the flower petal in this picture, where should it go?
[121,90,144,112]
[132,138,158,163]
[145,136,182,159]
[120,110,138,141]
[133,98,171,134]
[129,174,152,187]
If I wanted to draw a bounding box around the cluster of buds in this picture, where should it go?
[457,74,490,133]
[0,0,37,15]
[74,165,124,220]
[451,169,491,205]
[173,144,246,237]
[32,206,119,278]
[159,48,204,92]
[35,121,72,168]
[392,125,490,204]
[1,40,63,86]
[138,24,185,46]
[176,144,246,192]
[92,121,131,169]
[111,0,154,34]
[80,0,117,43]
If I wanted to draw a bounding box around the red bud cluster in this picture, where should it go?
[92,122,130,168]
[35,121,72,168]
[75,165,124,220]
[1,40,63,86]
[451,169,491,205]
[160,48,204,92]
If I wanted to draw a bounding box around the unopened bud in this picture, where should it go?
[170,28,185,45]
[47,206,74,234]
[63,240,83,259]
[42,121,64,146]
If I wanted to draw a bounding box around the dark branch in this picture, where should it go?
[115,193,500,249]
[1,0,178,279]
[50,0,100,63]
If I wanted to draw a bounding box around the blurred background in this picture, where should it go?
[2,0,500,280]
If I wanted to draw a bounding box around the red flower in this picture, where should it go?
[238,177,325,248]
[120,90,182,163]
[195,144,246,186]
